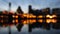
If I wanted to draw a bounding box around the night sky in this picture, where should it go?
[0,0,60,13]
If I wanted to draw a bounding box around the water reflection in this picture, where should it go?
[0,18,60,33]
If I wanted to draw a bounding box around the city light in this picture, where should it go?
[12,15,15,18]
[46,19,57,23]
[23,19,36,24]
[15,19,18,24]
[12,20,15,23]
[46,19,51,23]
[46,15,57,19]
[23,13,36,18]
[15,15,18,18]
[38,15,43,18]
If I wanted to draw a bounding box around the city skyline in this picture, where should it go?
[0,0,60,13]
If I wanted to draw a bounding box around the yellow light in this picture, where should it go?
[46,15,53,18]
[29,14,36,18]
[50,16,53,18]
[38,15,43,18]
[46,15,57,19]
[46,19,51,23]
[46,19,57,23]
[23,20,29,24]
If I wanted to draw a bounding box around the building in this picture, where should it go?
[16,6,23,14]
[28,5,50,16]
[9,2,11,12]
[52,8,60,15]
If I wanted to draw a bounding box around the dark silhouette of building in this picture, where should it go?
[9,2,11,12]
[52,8,60,15]
[16,6,23,14]
[41,8,50,15]
[28,5,32,14]
[16,23,23,32]
[28,5,50,16]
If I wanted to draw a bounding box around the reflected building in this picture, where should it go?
[16,23,23,32]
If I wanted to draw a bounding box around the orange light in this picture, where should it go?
[32,15,36,18]
[29,19,36,24]
[1,20,3,23]
[46,19,51,23]
[52,15,57,18]
[23,21,27,24]
[51,19,57,23]
[15,19,18,24]
[38,19,43,23]
[23,20,29,24]
[38,15,43,18]
[23,19,36,24]
[15,15,18,18]
[23,13,36,18]
[23,14,27,17]
[46,15,57,19]
[46,19,57,23]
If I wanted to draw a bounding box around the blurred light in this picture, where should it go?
[38,15,43,18]
[12,15,15,18]
[23,20,29,24]
[12,20,15,23]
[51,19,57,23]
[1,15,3,18]
[38,19,43,23]
[15,19,18,24]
[1,20,3,23]
[46,19,57,23]
[23,19,36,24]
[46,19,51,23]
[46,15,57,19]
[28,19,36,24]
[23,13,36,18]
[15,15,18,18]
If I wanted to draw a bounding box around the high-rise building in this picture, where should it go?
[41,8,50,14]
[16,6,23,14]
[52,8,60,15]
[28,5,32,13]
[9,2,11,12]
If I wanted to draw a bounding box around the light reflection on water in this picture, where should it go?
[0,19,60,34]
